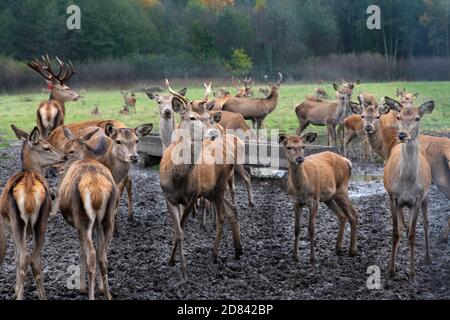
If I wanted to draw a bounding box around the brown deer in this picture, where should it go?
[222,73,283,133]
[0,125,66,300]
[27,55,79,138]
[0,214,5,266]
[160,85,244,277]
[315,80,328,99]
[91,103,100,116]
[383,97,434,280]
[231,77,253,98]
[396,88,419,104]
[48,120,153,221]
[121,91,137,114]
[57,128,118,300]
[279,133,358,264]
[295,80,359,148]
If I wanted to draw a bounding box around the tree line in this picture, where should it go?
[0,0,449,88]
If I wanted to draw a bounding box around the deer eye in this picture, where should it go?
[376,116,380,119]
[286,147,292,151]
[361,115,365,119]
[190,117,196,121]
[136,140,139,144]
[44,147,50,151]
[397,116,401,121]
[116,140,122,145]
[302,146,306,150]
[415,117,421,122]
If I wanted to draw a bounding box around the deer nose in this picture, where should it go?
[210,130,219,141]
[365,125,373,132]
[294,157,304,165]
[163,109,172,117]
[63,155,69,161]
[130,155,139,163]
[398,132,407,141]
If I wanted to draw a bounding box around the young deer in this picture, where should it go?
[58,128,118,300]
[279,133,358,264]
[121,91,137,114]
[383,97,434,280]
[160,86,243,278]
[91,103,100,116]
[396,88,419,104]
[0,125,66,300]
[28,55,79,138]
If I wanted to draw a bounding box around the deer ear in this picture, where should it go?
[82,128,99,142]
[349,101,363,115]
[418,101,434,116]
[303,133,318,144]
[378,102,391,115]
[29,127,40,145]
[333,83,339,91]
[278,133,288,145]
[105,123,117,138]
[63,127,75,140]
[384,97,402,112]
[206,100,216,111]
[178,88,187,97]
[354,80,361,87]
[212,112,222,123]
[135,124,153,137]
[146,90,159,101]
[11,125,29,140]
[172,96,187,114]
[413,93,419,100]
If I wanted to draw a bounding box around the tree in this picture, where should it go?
[225,48,253,76]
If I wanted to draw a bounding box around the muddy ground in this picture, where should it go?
[0,143,449,300]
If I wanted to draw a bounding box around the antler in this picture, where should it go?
[203,82,212,101]
[166,79,192,104]
[28,55,75,84]
[277,72,283,85]
[265,73,283,86]
[231,77,243,90]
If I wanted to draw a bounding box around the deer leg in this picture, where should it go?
[344,131,357,158]
[224,199,243,260]
[228,173,236,205]
[408,204,420,281]
[167,201,183,267]
[11,217,28,300]
[30,211,49,300]
[78,231,88,294]
[308,200,319,264]
[50,192,60,220]
[235,165,254,207]
[85,225,97,300]
[421,199,431,264]
[334,196,358,256]
[124,175,133,221]
[444,219,450,242]
[388,197,401,278]
[96,221,113,300]
[325,200,346,255]
[293,202,304,262]
[298,120,310,136]
[211,198,226,263]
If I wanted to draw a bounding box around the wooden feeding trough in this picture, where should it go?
[138,134,339,169]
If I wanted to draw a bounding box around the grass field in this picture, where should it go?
[0,81,449,142]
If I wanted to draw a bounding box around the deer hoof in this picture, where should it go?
[248,201,255,208]
[127,215,134,222]
[235,248,243,260]
[349,249,358,257]
[335,247,345,256]
[425,255,432,265]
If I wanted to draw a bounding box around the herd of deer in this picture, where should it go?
[0,56,448,300]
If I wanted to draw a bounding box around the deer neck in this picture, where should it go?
[170,138,202,181]
[20,143,43,175]
[49,91,66,114]
[367,116,398,160]
[336,98,350,121]
[265,90,279,112]
[399,138,420,183]
[160,117,176,150]
[288,162,309,192]
[99,143,130,184]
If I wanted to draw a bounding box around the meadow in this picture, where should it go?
[0,81,449,142]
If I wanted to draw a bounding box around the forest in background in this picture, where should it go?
[0,0,449,90]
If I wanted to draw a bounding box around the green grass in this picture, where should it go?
[0,82,449,141]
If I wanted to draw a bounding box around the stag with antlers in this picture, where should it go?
[27,55,79,139]
[231,77,253,98]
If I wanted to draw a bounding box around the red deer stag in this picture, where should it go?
[0,125,66,300]
[279,133,358,264]
[231,77,253,98]
[27,55,79,138]
[160,84,244,277]
[383,97,434,280]
[222,73,283,134]
[58,128,117,300]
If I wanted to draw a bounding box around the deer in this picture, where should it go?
[295,80,359,148]
[279,133,358,264]
[396,88,419,104]
[315,80,328,99]
[160,84,244,278]
[222,73,283,134]
[27,55,79,139]
[231,76,253,98]
[0,125,66,300]
[57,128,118,300]
[0,214,5,266]
[383,97,435,280]
[147,83,254,207]
[47,120,153,222]
[91,103,100,116]
[121,91,137,114]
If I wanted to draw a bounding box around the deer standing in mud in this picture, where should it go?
[27,55,79,138]
[349,93,450,239]
[279,133,358,264]
[160,84,244,278]
[383,97,435,280]
[57,128,117,300]
[48,120,153,222]
[222,73,283,134]
[0,126,66,300]
[296,80,359,148]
